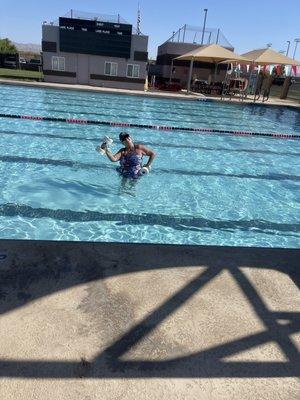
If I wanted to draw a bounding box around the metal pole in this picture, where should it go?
[187,57,194,94]
[201,9,208,45]
[286,40,291,56]
[216,29,220,44]
[252,63,259,102]
[178,28,181,42]
[213,63,218,83]
[169,59,174,83]
[221,62,230,99]
[71,9,73,18]
[208,31,212,44]
[182,24,186,43]
[292,39,300,59]
[172,31,175,42]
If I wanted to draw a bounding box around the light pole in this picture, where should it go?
[200,9,208,45]
[286,40,291,56]
[292,38,300,59]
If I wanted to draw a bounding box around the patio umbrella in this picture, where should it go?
[174,44,252,93]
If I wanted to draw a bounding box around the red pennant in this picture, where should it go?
[291,65,297,76]
[276,65,281,75]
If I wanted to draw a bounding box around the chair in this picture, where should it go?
[227,78,249,101]
[210,81,223,95]
[191,80,208,93]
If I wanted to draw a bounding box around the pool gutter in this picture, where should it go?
[0,78,299,109]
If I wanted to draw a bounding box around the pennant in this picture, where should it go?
[291,65,297,76]
[284,65,290,76]
[276,64,281,75]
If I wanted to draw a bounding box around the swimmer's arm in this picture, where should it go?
[105,148,123,162]
[139,145,156,168]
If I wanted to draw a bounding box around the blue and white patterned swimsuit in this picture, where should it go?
[117,150,143,179]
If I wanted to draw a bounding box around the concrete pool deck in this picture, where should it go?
[0,240,299,399]
[1,78,299,108]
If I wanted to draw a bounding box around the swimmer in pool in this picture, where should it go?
[103,132,155,179]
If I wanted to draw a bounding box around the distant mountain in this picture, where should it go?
[13,42,41,53]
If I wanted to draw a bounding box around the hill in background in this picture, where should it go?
[13,42,41,53]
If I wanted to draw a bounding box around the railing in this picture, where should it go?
[163,25,233,49]
[43,9,144,35]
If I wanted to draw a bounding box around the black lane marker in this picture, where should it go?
[0,113,299,139]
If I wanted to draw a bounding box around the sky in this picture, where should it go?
[0,0,300,59]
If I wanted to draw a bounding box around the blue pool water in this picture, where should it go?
[0,84,299,247]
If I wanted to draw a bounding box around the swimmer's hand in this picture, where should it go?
[140,165,151,175]
[96,145,107,154]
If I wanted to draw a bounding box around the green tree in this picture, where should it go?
[0,38,17,54]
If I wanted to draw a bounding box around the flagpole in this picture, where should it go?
[137,3,141,35]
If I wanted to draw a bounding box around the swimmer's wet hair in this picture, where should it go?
[119,132,130,142]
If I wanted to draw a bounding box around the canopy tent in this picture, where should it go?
[173,44,252,93]
[241,48,300,66]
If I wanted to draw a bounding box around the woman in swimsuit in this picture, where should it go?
[103,132,155,179]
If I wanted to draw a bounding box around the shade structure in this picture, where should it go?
[174,44,252,93]
[175,43,252,63]
[241,48,300,66]
[240,48,300,102]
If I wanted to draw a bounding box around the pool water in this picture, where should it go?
[0,84,299,247]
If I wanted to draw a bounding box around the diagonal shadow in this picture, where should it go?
[228,266,299,362]
[102,267,223,362]
[3,128,300,157]
[0,203,299,238]
[0,241,299,378]
[1,154,300,182]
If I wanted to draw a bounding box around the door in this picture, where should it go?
[77,54,89,85]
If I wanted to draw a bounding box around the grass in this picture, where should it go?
[0,68,42,81]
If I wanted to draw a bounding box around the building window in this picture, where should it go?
[127,64,140,78]
[52,56,65,71]
[104,62,118,76]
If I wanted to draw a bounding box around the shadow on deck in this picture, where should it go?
[0,240,299,379]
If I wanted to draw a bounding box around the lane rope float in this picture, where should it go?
[0,113,299,139]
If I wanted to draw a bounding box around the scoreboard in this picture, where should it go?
[59,17,132,58]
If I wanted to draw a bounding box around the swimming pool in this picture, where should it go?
[0,83,299,247]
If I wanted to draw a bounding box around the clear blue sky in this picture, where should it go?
[1,0,300,59]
